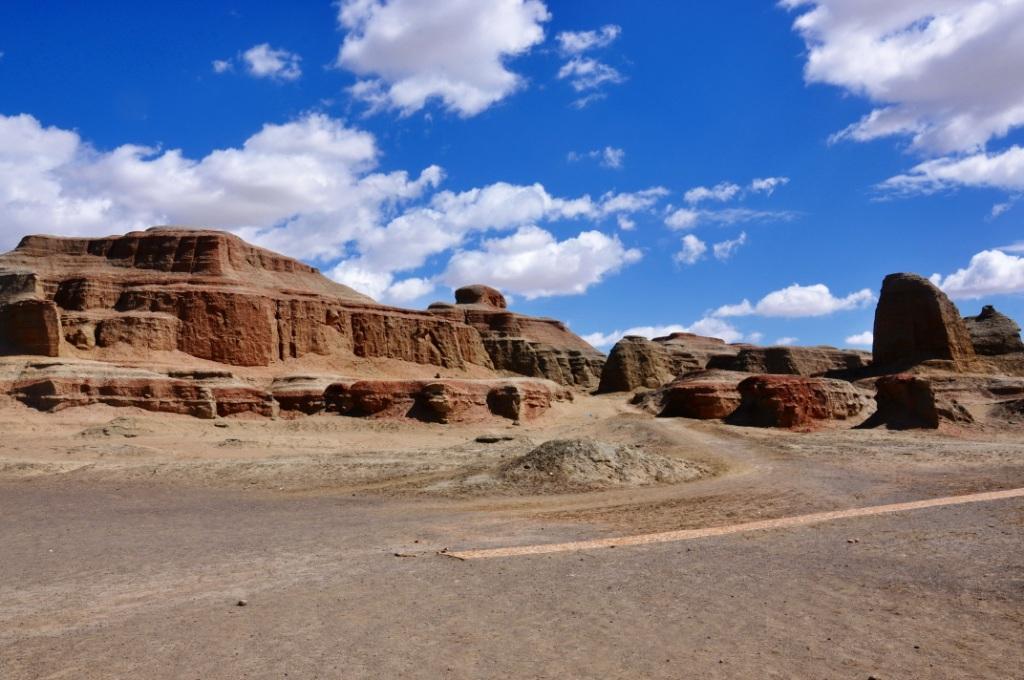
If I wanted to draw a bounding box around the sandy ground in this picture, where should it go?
[1,395,1023,678]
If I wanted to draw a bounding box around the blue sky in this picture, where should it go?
[1,0,1022,349]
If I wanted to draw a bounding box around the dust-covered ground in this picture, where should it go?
[1,395,1023,679]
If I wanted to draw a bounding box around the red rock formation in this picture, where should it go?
[0,300,61,356]
[324,378,568,423]
[454,284,507,309]
[658,379,744,419]
[731,375,872,429]
[872,273,976,370]
[0,228,497,371]
[10,361,219,418]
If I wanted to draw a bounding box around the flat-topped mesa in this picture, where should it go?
[0,228,494,370]
[872,273,976,371]
[428,284,605,389]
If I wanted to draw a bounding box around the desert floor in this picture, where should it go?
[1,396,1023,679]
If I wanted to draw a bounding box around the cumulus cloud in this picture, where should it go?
[556,25,621,54]
[568,146,624,169]
[775,337,799,346]
[241,43,302,81]
[442,225,641,299]
[582,317,751,349]
[714,283,875,318]
[930,249,1024,299]
[336,0,549,117]
[712,232,747,261]
[845,331,874,346]
[0,112,654,302]
[212,59,233,74]
[783,0,1024,155]
[664,208,699,230]
[675,234,707,265]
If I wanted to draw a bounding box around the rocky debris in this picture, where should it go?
[0,228,493,371]
[864,373,1024,429]
[597,336,676,393]
[498,438,700,491]
[730,375,873,429]
[707,345,871,377]
[454,284,507,309]
[0,299,61,357]
[964,305,1024,356]
[78,416,152,439]
[872,273,976,370]
[324,378,569,423]
[429,285,605,388]
[271,375,352,414]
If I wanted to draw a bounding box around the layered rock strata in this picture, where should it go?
[428,285,605,389]
[730,375,872,429]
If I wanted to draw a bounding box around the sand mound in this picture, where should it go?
[499,438,699,492]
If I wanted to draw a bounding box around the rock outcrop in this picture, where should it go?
[872,273,976,370]
[428,285,605,389]
[0,299,61,356]
[653,332,744,374]
[597,336,676,393]
[864,373,1024,430]
[707,345,871,376]
[0,228,499,372]
[324,378,569,423]
[632,369,748,419]
[730,375,873,429]
[964,305,1024,356]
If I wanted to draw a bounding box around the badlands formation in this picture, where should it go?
[1,228,1022,431]
[4,228,1024,679]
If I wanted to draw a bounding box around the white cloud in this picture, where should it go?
[999,241,1024,254]
[556,25,621,54]
[675,234,707,265]
[665,208,699,231]
[775,337,799,346]
[241,44,302,81]
[930,249,1024,299]
[879,146,1024,195]
[665,207,798,230]
[782,0,1024,155]
[616,215,635,231]
[749,176,789,195]
[212,59,233,74]
[991,201,1014,218]
[684,182,741,205]
[568,146,624,169]
[596,187,669,216]
[336,0,549,117]
[442,225,641,299]
[0,112,658,302]
[558,57,624,92]
[712,232,747,261]
[714,283,875,318]
[582,317,751,349]
[845,331,874,346]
